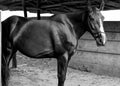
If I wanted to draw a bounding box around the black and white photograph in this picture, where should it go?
[1,0,120,86]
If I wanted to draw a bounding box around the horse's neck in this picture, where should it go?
[51,13,87,39]
[66,12,87,39]
[51,14,76,37]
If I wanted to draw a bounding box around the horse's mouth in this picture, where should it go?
[96,37,106,46]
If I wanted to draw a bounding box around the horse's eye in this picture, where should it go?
[90,16,94,20]
[89,14,94,20]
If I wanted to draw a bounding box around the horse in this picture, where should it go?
[2,3,106,86]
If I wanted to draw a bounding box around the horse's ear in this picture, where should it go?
[88,6,93,13]
[99,0,105,10]
[87,0,92,12]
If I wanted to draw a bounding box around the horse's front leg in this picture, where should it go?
[57,52,70,86]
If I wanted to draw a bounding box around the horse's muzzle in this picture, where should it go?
[96,33,107,46]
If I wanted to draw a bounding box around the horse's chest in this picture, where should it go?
[57,25,77,51]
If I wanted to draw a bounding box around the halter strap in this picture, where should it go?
[87,16,105,38]
[94,31,105,39]
[95,31,105,34]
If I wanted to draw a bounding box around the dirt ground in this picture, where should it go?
[9,53,120,86]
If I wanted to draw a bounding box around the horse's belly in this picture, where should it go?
[15,32,54,58]
[18,40,54,58]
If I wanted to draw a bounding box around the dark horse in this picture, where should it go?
[2,3,106,86]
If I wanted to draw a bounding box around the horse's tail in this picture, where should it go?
[1,16,16,86]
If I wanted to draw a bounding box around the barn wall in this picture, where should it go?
[69,21,120,77]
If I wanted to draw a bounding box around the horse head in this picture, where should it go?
[86,0,107,46]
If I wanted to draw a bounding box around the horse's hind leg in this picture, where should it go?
[7,48,17,67]
[7,47,17,68]
[12,53,17,68]
[2,55,9,86]
[57,52,70,86]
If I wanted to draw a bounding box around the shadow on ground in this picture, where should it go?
[9,52,120,86]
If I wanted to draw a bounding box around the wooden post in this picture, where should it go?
[37,0,41,20]
[22,0,27,18]
[0,11,1,86]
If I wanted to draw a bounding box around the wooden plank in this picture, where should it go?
[41,1,87,9]
[69,51,120,77]
[77,39,120,54]
[107,1,120,8]
[81,32,120,41]
[104,21,120,32]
